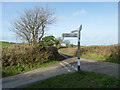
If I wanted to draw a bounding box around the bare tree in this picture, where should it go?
[63,40,70,47]
[11,5,56,46]
[55,37,64,48]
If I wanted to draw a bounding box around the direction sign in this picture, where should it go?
[71,30,78,33]
[62,33,78,37]
[62,25,82,71]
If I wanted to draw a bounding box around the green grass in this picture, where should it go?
[59,50,119,63]
[58,50,112,62]
[80,54,117,63]
[59,49,103,60]
[0,42,15,47]
[59,46,119,64]
[2,60,58,77]
[81,54,106,61]
[24,71,120,88]
[80,53,119,64]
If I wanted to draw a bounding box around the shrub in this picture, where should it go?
[2,45,64,77]
[35,41,46,50]
[42,36,55,46]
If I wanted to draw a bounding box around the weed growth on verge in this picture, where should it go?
[2,45,64,77]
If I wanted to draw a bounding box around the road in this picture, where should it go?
[2,54,120,88]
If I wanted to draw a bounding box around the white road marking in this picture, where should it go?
[62,61,77,71]
[59,62,71,72]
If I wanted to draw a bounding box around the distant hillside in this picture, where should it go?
[0,41,28,47]
[0,42,16,47]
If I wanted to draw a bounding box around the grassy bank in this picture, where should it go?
[2,45,64,77]
[25,71,120,88]
[59,45,119,64]
[2,60,58,77]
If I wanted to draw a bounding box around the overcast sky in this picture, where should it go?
[1,2,118,46]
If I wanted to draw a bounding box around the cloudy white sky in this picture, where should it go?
[1,2,118,46]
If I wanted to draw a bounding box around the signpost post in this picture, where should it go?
[77,25,82,71]
[62,25,82,71]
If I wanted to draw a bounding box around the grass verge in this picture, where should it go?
[24,71,120,88]
[2,60,59,78]
[59,45,119,64]
[80,54,114,63]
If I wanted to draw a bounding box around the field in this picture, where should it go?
[59,45,119,64]
[25,71,120,88]
[59,47,77,56]
[0,42,16,47]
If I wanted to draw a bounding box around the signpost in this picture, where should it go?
[62,25,82,71]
